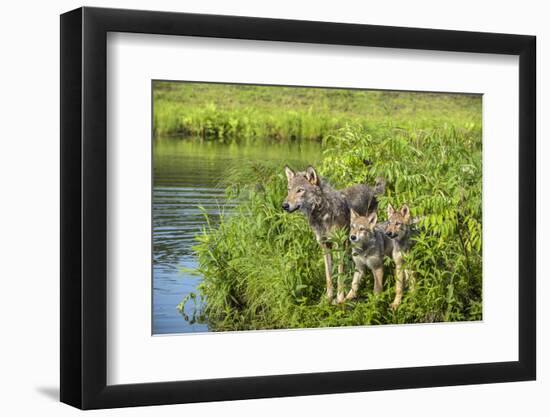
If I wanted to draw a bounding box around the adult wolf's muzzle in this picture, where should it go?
[282,202,299,213]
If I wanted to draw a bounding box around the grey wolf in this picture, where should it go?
[282,166,383,303]
[385,204,415,309]
[346,209,393,302]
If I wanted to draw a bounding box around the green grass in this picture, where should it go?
[153,81,481,144]
[163,83,483,331]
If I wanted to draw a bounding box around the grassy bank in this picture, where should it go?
[188,109,482,329]
[153,81,481,143]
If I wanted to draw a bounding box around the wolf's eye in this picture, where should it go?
[396,222,402,226]
[297,188,304,193]
[359,227,366,232]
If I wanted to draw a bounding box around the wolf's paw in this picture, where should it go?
[330,294,346,305]
[390,301,401,311]
[345,291,357,302]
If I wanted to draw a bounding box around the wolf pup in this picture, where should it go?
[385,204,415,309]
[346,209,393,301]
[282,166,383,303]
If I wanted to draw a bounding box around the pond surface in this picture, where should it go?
[153,138,321,334]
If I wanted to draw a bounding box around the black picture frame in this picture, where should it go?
[60,6,536,410]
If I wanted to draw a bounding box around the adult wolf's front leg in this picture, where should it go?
[405,269,416,292]
[321,244,334,302]
[335,261,346,304]
[335,240,349,304]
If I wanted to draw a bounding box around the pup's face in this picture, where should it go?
[349,209,377,246]
[385,204,411,239]
[282,166,320,213]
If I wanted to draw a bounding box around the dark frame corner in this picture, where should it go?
[61,6,536,410]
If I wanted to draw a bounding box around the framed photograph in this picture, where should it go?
[60,6,536,409]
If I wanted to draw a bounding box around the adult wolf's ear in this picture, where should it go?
[367,211,378,227]
[284,166,295,182]
[305,166,320,186]
[387,204,395,218]
[400,205,410,221]
[374,177,386,196]
[350,208,360,221]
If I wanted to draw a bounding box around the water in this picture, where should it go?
[153,138,321,334]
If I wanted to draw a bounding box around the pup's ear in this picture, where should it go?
[367,211,378,227]
[305,166,320,186]
[400,205,410,221]
[387,204,395,218]
[350,208,360,221]
[284,166,295,182]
